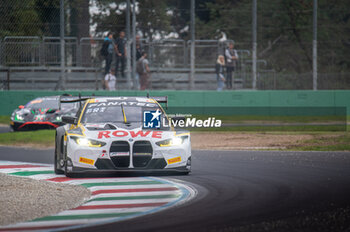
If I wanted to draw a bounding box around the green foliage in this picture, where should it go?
[0,0,42,37]
[0,0,348,73]
[92,0,127,36]
[137,0,172,40]
[35,0,60,36]
[193,0,350,73]
[92,0,172,40]
[196,0,252,41]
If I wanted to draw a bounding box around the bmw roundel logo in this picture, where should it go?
[129,138,133,142]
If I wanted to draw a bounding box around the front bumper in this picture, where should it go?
[67,137,191,173]
[69,164,190,175]
[11,121,62,131]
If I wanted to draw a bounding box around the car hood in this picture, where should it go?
[70,123,175,142]
[12,107,76,122]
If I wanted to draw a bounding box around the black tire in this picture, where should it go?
[64,163,77,178]
[54,136,64,174]
[179,171,190,175]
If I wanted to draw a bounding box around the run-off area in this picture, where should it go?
[0,161,196,232]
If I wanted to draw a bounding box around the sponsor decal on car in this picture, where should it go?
[167,156,181,164]
[30,99,43,104]
[87,101,157,109]
[34,115,45,121]
[110,152,129,157]
[79,157,95,165]
[97,130,163,139]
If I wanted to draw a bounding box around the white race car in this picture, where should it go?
[54,96,191,177]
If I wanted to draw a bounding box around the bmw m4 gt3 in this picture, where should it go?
[54,96,191,176]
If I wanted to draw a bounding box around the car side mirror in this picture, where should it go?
[62,116,77,125]
[18,105,24,109]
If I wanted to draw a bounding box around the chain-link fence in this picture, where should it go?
[0,0,349,90]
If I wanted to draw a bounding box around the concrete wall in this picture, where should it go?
[0,90,349,115]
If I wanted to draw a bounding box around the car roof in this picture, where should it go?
[34,95,73,100]
[93,96,148,100]
[88,96,157,103]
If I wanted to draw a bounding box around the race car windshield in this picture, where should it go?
[81,104,161,124]
[25,98,59,109]
[25,98,78,110]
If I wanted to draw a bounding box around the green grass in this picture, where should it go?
[0,113,348,151]
[287,132,350,151]
[0,115,10,124]
[0,129,349,151]
[186,114,348,132]
[192,115,348,123]
[190,125,347,132]
[0,130,55,147]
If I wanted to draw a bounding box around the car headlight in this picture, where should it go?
[71,136,106,147]
[55,116,62,122]
[15,113,24,121]
[156,136,188,147]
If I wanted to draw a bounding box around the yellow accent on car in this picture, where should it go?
[121,105,127,123]
[79,157,94,165]
[175,132,190,137]
[66,125,86,137]
[167,156,181,164]
[77,100,90,125]
[154,100,174,131]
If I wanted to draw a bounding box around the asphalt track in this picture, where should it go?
[0,126,11,133]
[1,147,350,232]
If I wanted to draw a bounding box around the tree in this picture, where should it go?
[0,0,42,37]
[91,0,172,40]
[193,0,350,73]
[69,0,90,38]
[91,0,126,37]
[137,0,172,40]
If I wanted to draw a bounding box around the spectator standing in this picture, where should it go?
[137,52,150,90]
[104,68,117,91]
[135,35,143,61]
[101,32,114,75]
[134,35,143,89]
[114,31,127,78]
[216,55,226,91]
[224,42,238,89]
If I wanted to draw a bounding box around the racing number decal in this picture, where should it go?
[167,157,181,165]
[79,157,94,165]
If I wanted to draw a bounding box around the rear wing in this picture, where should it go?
[59,94,92,110]
[147,93,168,109]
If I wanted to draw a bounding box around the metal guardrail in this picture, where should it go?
[3,36,41,66]
[0,66,101,91]
[42,37,78,66]
[149,39,187,68]
[0,37,253,69]
[0,36,270,90]
[80,37,104,67]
